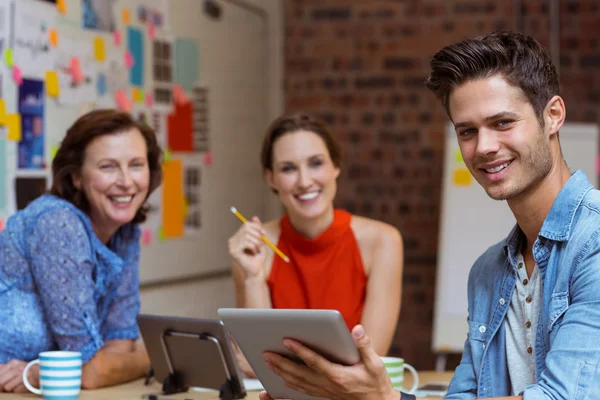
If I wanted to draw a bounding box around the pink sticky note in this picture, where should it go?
[115,90,132,111]
[203,151,213,167]
[147,22,155,40]
[113,30,121,45]
[0,219,5,232]
[12,65,22,85]
[145,92,153,106]
[70,57,83,83]
[124,51,134,68]
[172,84,189,105]
[142,229,152,245]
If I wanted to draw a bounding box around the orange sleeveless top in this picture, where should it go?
[267,210,367,330]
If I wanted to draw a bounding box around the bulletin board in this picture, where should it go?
[0,0,271,284]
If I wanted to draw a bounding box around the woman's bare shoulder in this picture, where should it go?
[350,215,402,249]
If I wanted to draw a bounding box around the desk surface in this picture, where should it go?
[5,371,454,399]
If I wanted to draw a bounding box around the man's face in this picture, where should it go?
[448,74,552,201]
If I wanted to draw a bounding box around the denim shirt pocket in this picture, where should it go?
[548,291,569,333]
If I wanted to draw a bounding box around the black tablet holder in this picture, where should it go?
[154,328,244,400]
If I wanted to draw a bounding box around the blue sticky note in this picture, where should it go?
[174,38,199,92]
[0,137,6,210]
[96,72,107,96]
[127,27,144,86]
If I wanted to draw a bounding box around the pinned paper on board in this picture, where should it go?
[184,163,202,233]
[12,66,23,86]
[122,9,131,25]
[127,27,144,86]
[174,38,199,92]
[96,72,107,96]
[14,1,55,79]
[50,145,58,160]
[6,114,22,142]
[49,28,59,47]
[93,37,105,61]
[113,30,121,46]
[115,90,132,111]
[0,99,6,125]
[162,159,185,238]
[145,92,153,107]
[142,228,152,245]
[454,149,463,163]
[18,79,45,169]
[167,101,193,152]
[55,38,98,106]
[82,0,116,32]
[57,0,67,14]
[192,85,210,152]
[453,169,472,186]
[45,71,59,97]
[4,48,13,67]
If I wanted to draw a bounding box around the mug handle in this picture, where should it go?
[403,363,419,395]
[22,359,42,395]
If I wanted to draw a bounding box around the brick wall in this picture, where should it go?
[284,0,600,370]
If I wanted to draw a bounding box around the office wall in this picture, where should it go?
[139,0,284,318]
[284,0,600,370]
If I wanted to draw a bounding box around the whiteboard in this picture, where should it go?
[432,122,599,353]
[0,0,273,285]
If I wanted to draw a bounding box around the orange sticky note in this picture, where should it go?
[45,71,60,97]
[94,37,105,61]
[162,159,185,238]
[6,114,22,141]
[122,9,131,25]
[0,99,6,125]
[453,169,472,186]
[49,28,59,47]
[57,0,67,14]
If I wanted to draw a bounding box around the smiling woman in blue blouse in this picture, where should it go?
[0,109,162,392]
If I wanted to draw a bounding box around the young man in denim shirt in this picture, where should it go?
[258,31,600,400]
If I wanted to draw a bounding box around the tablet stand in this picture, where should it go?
[155,328,242,399]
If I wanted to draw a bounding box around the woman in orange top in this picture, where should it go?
[228,113,403,374]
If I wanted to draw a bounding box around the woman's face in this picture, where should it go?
[73,128,150,239]
[266,130,340,220]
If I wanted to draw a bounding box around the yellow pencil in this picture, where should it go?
[230,206,290,263]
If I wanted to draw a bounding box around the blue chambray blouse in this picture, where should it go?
[0,194,141,364]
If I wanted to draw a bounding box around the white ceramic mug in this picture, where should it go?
[22,351,82,399]
[381,356,419,394]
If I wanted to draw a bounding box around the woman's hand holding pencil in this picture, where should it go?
[228,207,290,279]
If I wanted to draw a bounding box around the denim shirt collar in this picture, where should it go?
[503,170,593,257]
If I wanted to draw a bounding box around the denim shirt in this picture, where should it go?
[0,195,141,363]
[446,170,600,399]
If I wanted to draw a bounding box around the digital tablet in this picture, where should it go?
[218,308,360,400]
[137,314,246,398]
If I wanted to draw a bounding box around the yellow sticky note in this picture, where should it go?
[45,71,60,97]
[453,169,472,186]
[137,89,144,103]
[122,9,131,25]
[163,148,172,161]
[49,28,59,47]
[454,149,463,163]
[6,114,22,142]
[57,0,67,14]
[162,159,185,238]
[94,37,105,62]
[5,48,13,67]
[0,99,6,125]
[50,145,59,160]
[182,197,189,218]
